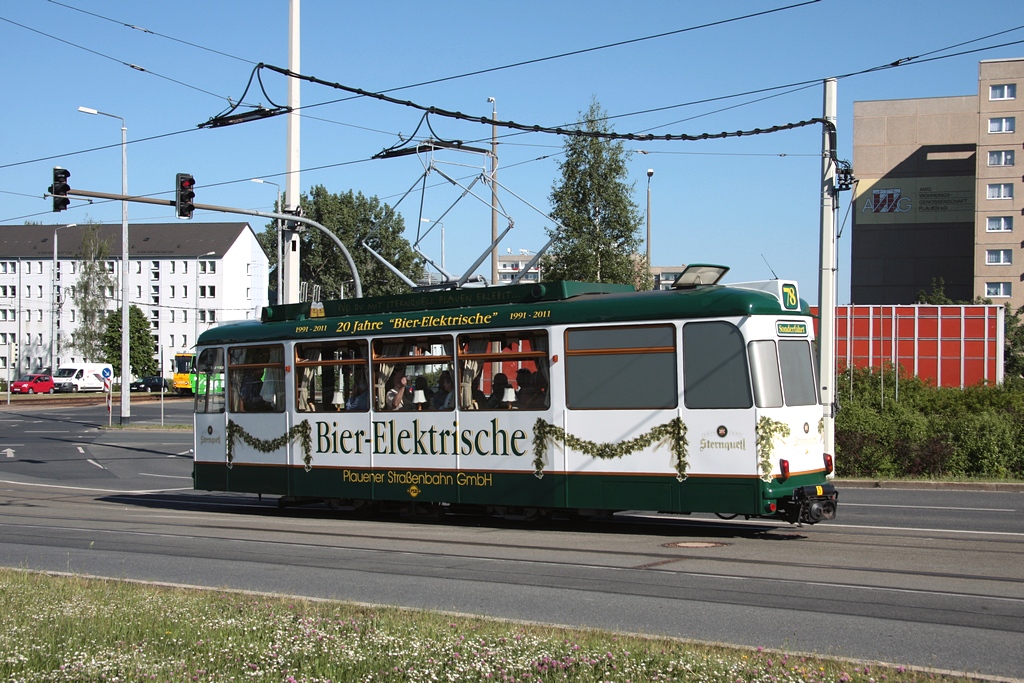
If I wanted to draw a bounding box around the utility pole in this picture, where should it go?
[489,97,498,286]
[282,0,302,304]
[818,78,838,469]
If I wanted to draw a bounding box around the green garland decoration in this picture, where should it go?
[226,419,314,471]
[531,417,689,481]
[756,416,791,482]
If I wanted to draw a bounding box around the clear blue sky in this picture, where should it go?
[3,0,1023,303]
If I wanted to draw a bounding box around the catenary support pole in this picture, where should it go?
[818,78,838,467]
[282,0,302,304]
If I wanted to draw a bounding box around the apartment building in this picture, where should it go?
[851,58,1023,305]
[0,222,268,377]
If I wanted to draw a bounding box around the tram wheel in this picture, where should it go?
[715,512,740,520]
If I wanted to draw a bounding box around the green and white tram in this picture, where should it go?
[193,266,838,524]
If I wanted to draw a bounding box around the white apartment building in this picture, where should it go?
[0,222,268,377]
[497,250,542,284]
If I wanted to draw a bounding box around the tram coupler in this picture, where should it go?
[777,483,838,525]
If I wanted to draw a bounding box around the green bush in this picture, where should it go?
[835,366,1024,480]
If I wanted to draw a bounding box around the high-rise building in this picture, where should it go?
[852,58,1022,305]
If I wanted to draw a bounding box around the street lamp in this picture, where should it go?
[488,97,498,286]
[195,251,215,347]
[646,168,654,284]
[250,179,282,303]
[79,106,130,424]
[51,223,76,372]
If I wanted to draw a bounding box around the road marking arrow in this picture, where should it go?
[2,448,14,458]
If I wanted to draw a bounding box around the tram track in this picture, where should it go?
[2,516,1022,637]
[2,481,1024,679]
[2,483,1022,602]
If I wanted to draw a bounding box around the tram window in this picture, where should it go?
[295,341,369,412]
[779,340,817,406]
[194,347,225,414]
[748,341,783,408]
[372,336,454,411]
[227,345,285,413]
[683,321,752,409]
[456,331,549,410]
[565,325,676,410]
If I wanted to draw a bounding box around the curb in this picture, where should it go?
[836,479,1024,492]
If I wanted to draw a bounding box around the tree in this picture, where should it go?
[915,277,953,305]
[101,305,157,379]
[541,99,652,289]
[257,186,423,302]
[72,224,116,361]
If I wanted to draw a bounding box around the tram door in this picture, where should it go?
[193,347,227,490]
[223,345,289,491]
[681,320,759,479]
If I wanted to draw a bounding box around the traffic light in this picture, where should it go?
[175,173,196,219]
[49,167,71,212]
[10,342,17,366]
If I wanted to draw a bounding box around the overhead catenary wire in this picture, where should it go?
[0,15,235,103]
[5,8,1023,223]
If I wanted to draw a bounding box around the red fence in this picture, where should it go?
[812,305,1004,387]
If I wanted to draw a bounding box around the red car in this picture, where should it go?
[11,374,55,394]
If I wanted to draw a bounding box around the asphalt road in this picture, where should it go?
[0,401,1021,681]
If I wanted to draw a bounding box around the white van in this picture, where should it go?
[54,363,113,392]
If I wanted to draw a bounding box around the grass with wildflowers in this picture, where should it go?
[0,569,986,683]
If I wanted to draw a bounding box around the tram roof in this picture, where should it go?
[198,280,809,346]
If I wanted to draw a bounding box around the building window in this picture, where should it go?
[169,285,175,298]
[208,310,216,322]
[987,282,1012,298]
[989,117,1016,134]
[106,261,115,273]
[987,249,1012,265]
[170,261,175,274]
[136,285,142,298]
[990,84,1017,100]
[988,216,1013,232]
[135,261,142,274]
[989,150,1015,166]
[988,183,1014,200]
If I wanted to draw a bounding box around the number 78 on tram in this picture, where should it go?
[193,265,838,525]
